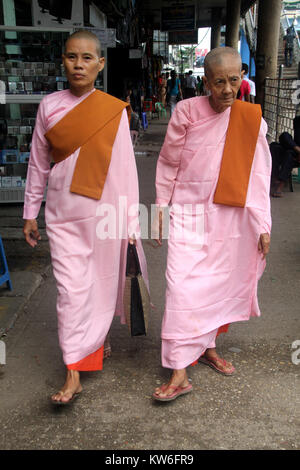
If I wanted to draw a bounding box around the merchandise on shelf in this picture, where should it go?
[0,28,104,202]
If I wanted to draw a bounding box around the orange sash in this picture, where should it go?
[213,100,262,208]
[45,90,130,200]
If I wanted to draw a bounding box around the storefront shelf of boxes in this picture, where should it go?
[0,28,70,203]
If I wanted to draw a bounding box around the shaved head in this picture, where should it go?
[62,29,105,97]
[65,30,101,57]
[202,47,242,113]
[204,47,241,79]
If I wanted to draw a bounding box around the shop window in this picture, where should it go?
[153,30,168,62]
[0,0,33,27]
[0,28,70,201]
[14,0,32,26]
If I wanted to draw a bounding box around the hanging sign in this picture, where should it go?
[161,5,195,31]
[32,0,84,28]
[84,28,117,48]
[168,30,198,45]
[283,1,300,8]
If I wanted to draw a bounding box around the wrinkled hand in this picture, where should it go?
[151,207,163,247]
[23,219,41,248]
[258,233,270,259]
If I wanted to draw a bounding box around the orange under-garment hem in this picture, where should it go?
[66,345,104,371]
[190,324,230,367]
[216,323,229,336]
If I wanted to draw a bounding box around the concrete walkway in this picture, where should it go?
[0,115,299,450]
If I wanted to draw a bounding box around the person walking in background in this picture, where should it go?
[242,63,256,103]
[158,73,167,107]
[237,73,250,101]
[184,70,197,98]
[125,87,141,139]
[196,75,203,96]
[182,73,188,99]
[284,25,296,67]
[166,70,183,116]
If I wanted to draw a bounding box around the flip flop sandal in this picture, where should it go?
[51,390,81,406]
[152,383,193,402]
[198,356,235,376]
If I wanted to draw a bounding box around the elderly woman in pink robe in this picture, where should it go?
[23,30,147,405]
[153,47,271,402]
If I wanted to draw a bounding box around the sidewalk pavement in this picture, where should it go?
[0,114,300,450]
[0,204,51,338]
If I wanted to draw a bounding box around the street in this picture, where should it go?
[0,119,299,450]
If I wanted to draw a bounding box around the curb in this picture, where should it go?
[0,264,52,338]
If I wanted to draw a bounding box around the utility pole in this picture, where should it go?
[225,0,241,50]
[256,0,282,106]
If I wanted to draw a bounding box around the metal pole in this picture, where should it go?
[180,45,183,75]
[275,64,284,141]
[225,0,241,50]
[256,0,282,105]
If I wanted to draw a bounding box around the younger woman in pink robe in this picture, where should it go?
[23,31,148,404]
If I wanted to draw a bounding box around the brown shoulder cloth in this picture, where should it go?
[45,90,130,200]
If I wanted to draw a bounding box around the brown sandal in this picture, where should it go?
[152,383,193,402]
[198,356,235,376]
[51,389,81,406]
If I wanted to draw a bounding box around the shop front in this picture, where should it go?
[0,0,108,202]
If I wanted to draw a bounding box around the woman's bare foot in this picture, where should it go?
[51,370,82,404]
[153,369,191,400]
[104,335,111,359]
[201,347,235,375]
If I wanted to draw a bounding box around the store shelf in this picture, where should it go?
[0,187,25,203]
[0,187,47,204]
[5,94,45,104]
[2,42,58,47]
[0,25,106,204]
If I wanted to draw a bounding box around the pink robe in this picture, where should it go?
[23,89,148,369]
[155,96,272,370]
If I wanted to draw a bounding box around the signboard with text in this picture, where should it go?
[169,30,198,45]
[161,5,195,32]
[87,28,116,48]
[194,48,208,68]
[283,1,300,9]
[32,0,84,28]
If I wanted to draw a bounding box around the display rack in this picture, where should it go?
[0,25,106,203]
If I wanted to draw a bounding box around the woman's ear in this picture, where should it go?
[98,57,105,72]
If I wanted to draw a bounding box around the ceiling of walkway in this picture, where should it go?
[138,0,257,29]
